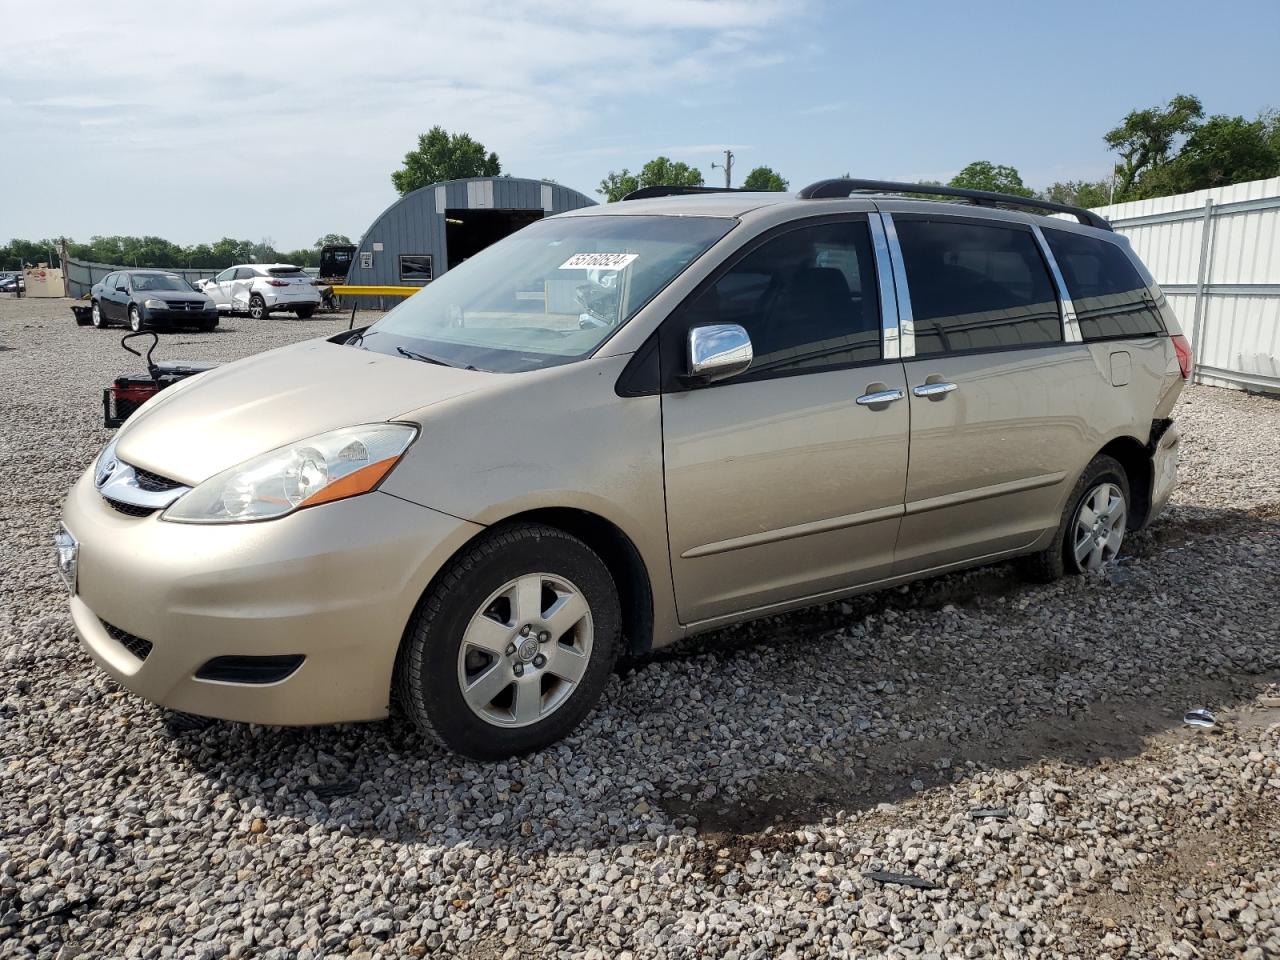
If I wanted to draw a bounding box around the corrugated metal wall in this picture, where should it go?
[345,177,595,297]
[1088,176,1280,393]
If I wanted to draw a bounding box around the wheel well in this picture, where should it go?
[1098,435,1152,529]
[496,508,655,658]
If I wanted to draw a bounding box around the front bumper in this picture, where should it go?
[61,469,482,724]
[143,307,217,326]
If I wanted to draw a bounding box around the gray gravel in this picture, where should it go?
[2,295,1278,959]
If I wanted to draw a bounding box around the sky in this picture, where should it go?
[2,0,1277,250]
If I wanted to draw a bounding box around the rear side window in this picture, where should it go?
[1043,229,1165,340]
[681,219,882,377]
[894,218,1061,357]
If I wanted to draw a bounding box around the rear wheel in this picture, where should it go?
[128,305,144,332]
[395,523,620,759]
[1019,454,1130,582]
[294,306,315,319]
[248,294,267,320]
[91,301,106,328]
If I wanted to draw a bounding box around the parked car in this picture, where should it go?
[197,263,321,319]
[0,273,25,293]
[90,271,218,332]
[57,179,1189,759]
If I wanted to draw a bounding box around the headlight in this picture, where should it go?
[162,424,417,524]
[143,299,166,310]
[94,436,120,487]
[202,300,216,310]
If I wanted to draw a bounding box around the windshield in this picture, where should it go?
[358,214,734,372]
[131,273,189,291]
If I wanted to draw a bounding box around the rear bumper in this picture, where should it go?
[60,469,482,724]
[1146,419,1180,526]
[262,290,321,308]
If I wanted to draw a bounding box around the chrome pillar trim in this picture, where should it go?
[97,463,191,510]
[879,213,915,358]
[867,213,901,360]
[1031,223,1082,344]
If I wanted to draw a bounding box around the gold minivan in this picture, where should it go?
[57,179,1190,758]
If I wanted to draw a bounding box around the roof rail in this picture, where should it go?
[796,178,1112,231]
[622,185,743,201]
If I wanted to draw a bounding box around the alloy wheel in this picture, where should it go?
[129,307,142,332]
[91,302,103,327]
[456,573,594,728]
[1072,482,1126,572]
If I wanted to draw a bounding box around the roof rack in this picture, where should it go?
[796,178,1111,231]
[622,185,743,201]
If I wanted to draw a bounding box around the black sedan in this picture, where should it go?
[90,270,218,332]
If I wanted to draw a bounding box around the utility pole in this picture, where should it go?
[711,149,735,189]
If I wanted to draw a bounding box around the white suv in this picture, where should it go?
[198,264,321,319]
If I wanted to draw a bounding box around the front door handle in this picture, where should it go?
[912,381,957,398]
[855,388,905,406]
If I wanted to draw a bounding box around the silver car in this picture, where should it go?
[58,179,1189,759]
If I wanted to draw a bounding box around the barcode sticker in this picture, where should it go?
[559,252,638,270]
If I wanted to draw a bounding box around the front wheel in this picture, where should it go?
[395,523,620,759]
[91,301,106,328]
[1019,454,1130,582]
[248,294,267,320]
[128,305,144,332]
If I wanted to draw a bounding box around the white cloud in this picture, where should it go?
[0,0,801,245]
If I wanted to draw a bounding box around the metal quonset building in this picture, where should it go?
[345,177,595,290]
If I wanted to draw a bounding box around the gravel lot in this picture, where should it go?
[2,295,1278,959]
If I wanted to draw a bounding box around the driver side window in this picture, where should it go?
[680,218,882,380]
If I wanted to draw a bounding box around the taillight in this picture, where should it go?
[112,381,160,405]
[266,279,289,287]
[1171,334,1193,380]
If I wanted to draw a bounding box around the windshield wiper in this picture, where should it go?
[395,345,453,366]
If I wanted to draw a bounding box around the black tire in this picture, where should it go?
[395,523,620,760]
[294,306,315,319]
[248,294,267,320]
[1019,454,1130,583]
[91,301,107,329]
[128,305,144,332]
[198,318,218,332]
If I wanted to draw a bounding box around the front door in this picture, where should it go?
[885,213,1094,572]
[207,268,235,308]
[661,216,910,625]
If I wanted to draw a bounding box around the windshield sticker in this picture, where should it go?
[558,252,638,271]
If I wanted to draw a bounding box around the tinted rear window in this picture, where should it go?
[1043,229,1165,340]
[894,217,1061,357]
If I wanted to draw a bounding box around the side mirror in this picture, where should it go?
[116,283,129,292]
[687,323,753,384]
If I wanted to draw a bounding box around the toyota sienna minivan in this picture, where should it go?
[57,179,1190,758]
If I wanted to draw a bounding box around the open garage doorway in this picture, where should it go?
[445,208,545,268]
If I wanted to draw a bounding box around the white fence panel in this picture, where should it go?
[1088,176,1280,393]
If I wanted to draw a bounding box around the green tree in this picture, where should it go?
[948,161,1035,198]
[1042,179,1112,208]
[741,165,789,191]
[597,156,704,202]
[314,233,352,249]
[1104,93,1203,199]
[1138,114,1280,197]
[391,126,501,196]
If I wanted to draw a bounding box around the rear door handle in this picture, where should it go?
[855,388,905,406]
[912,381,957,397]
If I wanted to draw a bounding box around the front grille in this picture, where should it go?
[101,621,153,661]
[132,467,183,492]
[162,301,205,311]
[104,497,157,518]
